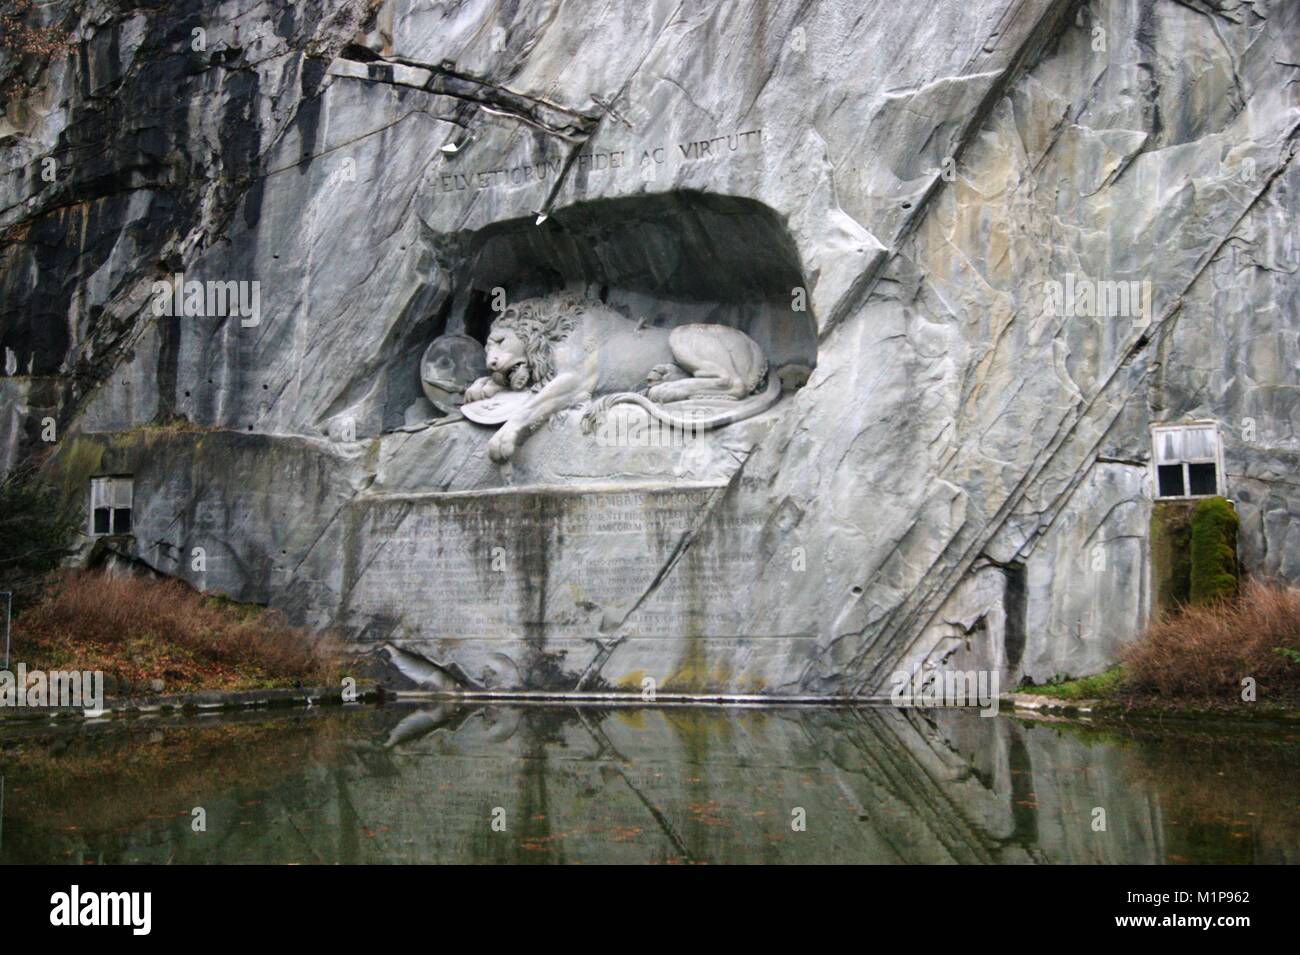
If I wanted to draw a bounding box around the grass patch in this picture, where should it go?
[1019,666,1125,700]
[12,571,344,696]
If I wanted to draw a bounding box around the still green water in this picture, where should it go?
[0,703,1296,864]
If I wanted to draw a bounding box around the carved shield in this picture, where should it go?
[461,390,532,425]
[420,334,489,414]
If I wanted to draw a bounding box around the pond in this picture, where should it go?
[0,703,1296,864]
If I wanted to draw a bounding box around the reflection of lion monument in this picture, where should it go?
[462,293,780,463]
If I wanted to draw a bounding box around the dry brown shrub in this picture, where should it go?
[16,571,342,689]
[1122,579,1300,702]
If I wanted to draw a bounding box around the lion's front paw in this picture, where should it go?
[465,376,502,403]
[488,426,518,464]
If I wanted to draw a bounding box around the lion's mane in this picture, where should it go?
[490,294,583,390]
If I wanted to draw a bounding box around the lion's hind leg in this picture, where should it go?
[646,365,741,403]
[648,325,761,403]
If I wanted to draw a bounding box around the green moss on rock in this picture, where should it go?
[1151,501,1193,615]
[48,435,106,517]
[1188,496,1239,604]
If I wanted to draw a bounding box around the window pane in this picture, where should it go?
[112,508,132,534]
[1182,427,1216,460]
[1155,431,1181,464]
[1188,462,1218,496]
[93,508,111,534]
[1157,464,1185,497]
[112,479,133,507]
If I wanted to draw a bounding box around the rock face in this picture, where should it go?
[2,0,1297,695]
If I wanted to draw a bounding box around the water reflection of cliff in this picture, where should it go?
[1,705,1296,864]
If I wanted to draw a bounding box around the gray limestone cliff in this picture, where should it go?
[1,0,1297,695]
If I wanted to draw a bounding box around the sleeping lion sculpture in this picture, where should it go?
[460,293,781,463]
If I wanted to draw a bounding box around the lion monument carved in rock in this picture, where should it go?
[460,293,781,463]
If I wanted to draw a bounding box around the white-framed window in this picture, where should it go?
[90,476,133,536]
[1151,422,1223,499]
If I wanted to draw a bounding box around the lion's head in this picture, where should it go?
[485,294,583,391]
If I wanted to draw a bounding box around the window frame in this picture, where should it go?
[1150,421,1225,501]
[89,475,135,537]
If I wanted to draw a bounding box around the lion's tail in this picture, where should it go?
[580,374,782,435]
